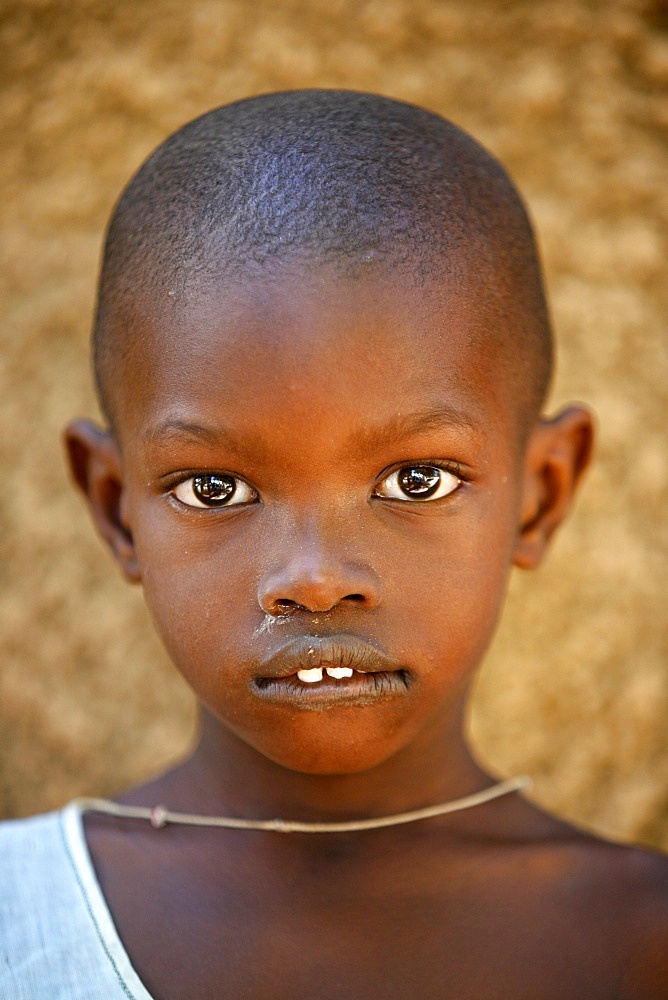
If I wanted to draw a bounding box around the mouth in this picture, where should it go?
[253,634,410,709]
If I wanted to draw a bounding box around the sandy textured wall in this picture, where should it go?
[1,0,666,847]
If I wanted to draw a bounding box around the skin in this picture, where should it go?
[66,260,668,1000]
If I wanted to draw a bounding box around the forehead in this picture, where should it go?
[110,260,523,451]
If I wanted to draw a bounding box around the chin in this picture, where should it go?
[244,732,405,777]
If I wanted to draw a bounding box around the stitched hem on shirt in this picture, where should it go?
[59,809,145,1000]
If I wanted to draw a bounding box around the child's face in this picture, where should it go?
[75,260,585,775]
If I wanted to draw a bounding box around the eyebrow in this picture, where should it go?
[347,406,483,456]
[144,405,480,459]
[143,419,269,461]
[145,420,227,445]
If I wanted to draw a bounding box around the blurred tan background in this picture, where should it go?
[1,0,666,848]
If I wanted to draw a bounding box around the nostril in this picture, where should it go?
[274,599,300,613]
[269,594,366,615]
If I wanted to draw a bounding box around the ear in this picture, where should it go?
[513,406,594,570]
[64,419,141,583]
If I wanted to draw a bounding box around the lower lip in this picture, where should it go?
[252,671,410,710]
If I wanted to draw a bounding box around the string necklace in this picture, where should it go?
[75,775,532,834]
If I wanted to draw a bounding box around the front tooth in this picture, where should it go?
[297,667,324,683]
[325,666,354,679]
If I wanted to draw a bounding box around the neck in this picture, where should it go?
[135,689,495,825]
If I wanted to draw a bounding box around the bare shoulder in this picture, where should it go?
[600,839,668,999]
[526,811,668,999]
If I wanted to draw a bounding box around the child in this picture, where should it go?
[1,90,666,999]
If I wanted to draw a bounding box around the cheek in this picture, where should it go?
[132,513,259,675]
[377,500,517,666]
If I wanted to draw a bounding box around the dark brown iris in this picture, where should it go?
[192,474,236,505]
[398,467,441,498]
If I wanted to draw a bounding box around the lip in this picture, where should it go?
[252,634,410,710]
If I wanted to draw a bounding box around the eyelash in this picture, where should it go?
[166,461,465,510]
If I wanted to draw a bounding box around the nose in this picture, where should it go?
[257,516,381,615]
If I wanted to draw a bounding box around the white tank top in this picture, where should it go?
[0,804,154,999]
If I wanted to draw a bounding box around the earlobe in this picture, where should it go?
[64,419,141,583]
[513,406,594,570]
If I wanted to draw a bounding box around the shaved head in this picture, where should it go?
[93,90,553,426]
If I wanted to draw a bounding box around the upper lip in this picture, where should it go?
[258,634,404,679]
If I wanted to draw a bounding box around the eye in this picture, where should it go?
[172,473,256,508]
[375,465,461,502]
